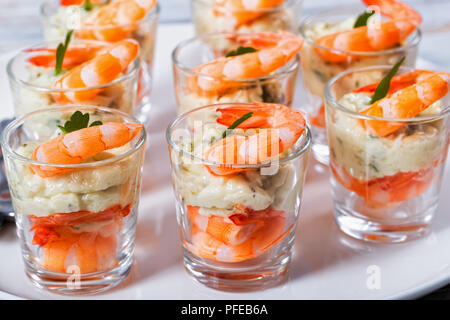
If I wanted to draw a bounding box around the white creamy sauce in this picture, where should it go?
[171,125,299,217]
[9,142,139,217]
[329,92,445,180]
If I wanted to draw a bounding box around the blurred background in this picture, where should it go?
[1,0,450,69]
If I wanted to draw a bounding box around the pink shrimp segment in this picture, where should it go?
[31,122,143,178]
[77,0,157,42]
[51,39,139,104]
[205,102,306,176]
[186,205,288,263]
[314,0,421,62]
[189,31,303,96]
[360,72,450,137]
[213,0,285,26]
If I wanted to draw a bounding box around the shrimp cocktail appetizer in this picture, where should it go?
[299,0,422,164]
[7,34,150,120]
[191,0,303,36]
[325,62,450,243]
[1,106,146,294]
[41,0,159,85]
[167,102,311,290]
[172,31,303,119]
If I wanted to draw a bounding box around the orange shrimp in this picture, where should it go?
[189,31,303,96]
[360,72,450,137]
[314,0,421,62]
[60,0,104,5]
[186,208,287,263]
[187,205,262,246]
[213,0,285,26]
[41,221,120,273]
[31,122,143,178]
[51,39,139,103]
[77,0,157,42]
[205,102,306,175]
[330,159,437,206]
[26,44,104,69]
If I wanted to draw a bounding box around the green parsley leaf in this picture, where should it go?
[226,46,257,58]
[222,112,253,139]
[55,29,74,76]
[354,10,375,28]
[58,111,103,134]
[370,57,405,104]
[83,0,93,11]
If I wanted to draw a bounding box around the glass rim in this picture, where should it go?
[1,105,146,169]
[325,65,450,123]
[6,40,140,92]
[299,5,422,57]
[172,32,300,82]
[166,103,311,168]
[191,0,303,12]
[40,0,161,29]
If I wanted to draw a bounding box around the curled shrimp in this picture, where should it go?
[51,39,139,103]
[60,0,103,6]
[77,0,157,42]
[205,102,306,176]
[213,0,285,26]
[189,31,303,95]
[360,71,450,137]
[31,121,143,178]
[26,43,104,68]
[314,0,421,62]
[186,207,287,263]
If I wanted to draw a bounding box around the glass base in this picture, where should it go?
[183,250,290,292]
[334,206,433,243]
[24,253,133,295]
[311,125,329,165]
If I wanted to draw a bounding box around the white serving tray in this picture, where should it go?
[0,24,449,300]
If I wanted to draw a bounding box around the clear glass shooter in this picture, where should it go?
[299,5,421,164]
[40,0,159,108]
[6,40,148,120]
[172,33,300,117]
[191,0,303,35]
[167,103,311,290]
[1,106,146,294]
[325,66,449,243]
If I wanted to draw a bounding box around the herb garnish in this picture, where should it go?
[58,111,102,134]
[226,46,257,57]
[55,30,74,76]
[370,57,405,104]
[222,112,253,139]
[83,0,93,11]
[354,10,375,28]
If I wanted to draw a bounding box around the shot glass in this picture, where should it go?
[1,106,146,294]
[6,40,148,121]
[40,0,159,101]
[172,33,300,117]
[191,0,303,35]
[299,5,421,164]
[167,103,311,290]
[325,66,449,243]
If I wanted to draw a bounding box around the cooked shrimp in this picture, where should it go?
[213,0,285,26]
[186,208,286,263]
[77,0,157,42]
[360,72,450,137]
[26,44,104,69]
[314,0,421,62]
[205,102,306,175]
[189,31,303,95]
[60,0,103,5]
[31,122,143,177]
[187,205,261,246]
[51,39,139,103]
[331,159,437,206]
